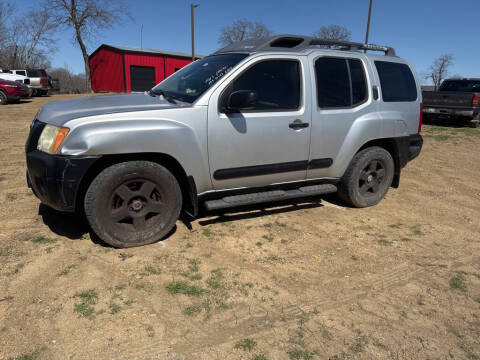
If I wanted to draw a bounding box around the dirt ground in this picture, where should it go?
[0,95,479,360]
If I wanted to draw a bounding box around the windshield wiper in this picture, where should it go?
[148,89,177,104]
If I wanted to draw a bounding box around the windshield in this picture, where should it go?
[439,80,480,92]
[151,53,248,103]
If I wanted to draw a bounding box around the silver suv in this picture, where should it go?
[25,35,423,248]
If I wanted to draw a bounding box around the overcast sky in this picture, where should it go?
[23,0,479,81]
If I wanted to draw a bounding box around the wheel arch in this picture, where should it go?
[76,152,198,217]
[357,137,408,188]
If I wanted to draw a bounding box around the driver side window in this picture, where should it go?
[228,59,301,111]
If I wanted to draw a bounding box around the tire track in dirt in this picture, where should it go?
[98,254,476,359]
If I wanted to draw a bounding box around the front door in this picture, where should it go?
[208,56,311,190]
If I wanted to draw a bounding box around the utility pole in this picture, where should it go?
[191,4,199,62]
[364,0,373,45]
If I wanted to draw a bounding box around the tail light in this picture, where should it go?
[473,94,479,107]
[418,103,423,133]
[40,78,48,86]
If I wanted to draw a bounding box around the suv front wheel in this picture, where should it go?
[84,161,182,248]
[338,147,394,208]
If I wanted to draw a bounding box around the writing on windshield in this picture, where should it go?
[152,53,248,103]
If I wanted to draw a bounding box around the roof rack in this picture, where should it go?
[309,39,396,56]
[215,35,396,57]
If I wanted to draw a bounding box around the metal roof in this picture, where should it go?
[89,44,204,59]
[215,35,396,57]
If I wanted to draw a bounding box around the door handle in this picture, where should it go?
[289,120,309,129]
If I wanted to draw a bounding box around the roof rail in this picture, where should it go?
[215,35,396,57]
[309,39,396,56]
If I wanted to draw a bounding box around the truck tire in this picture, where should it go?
[338,147,394,208]
[84,161,182,248]
[467,114,479,128]
[0,91,7,105]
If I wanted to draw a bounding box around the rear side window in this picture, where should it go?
[229,59,301,111]
[375,61,417,102]
[315,57,368,108]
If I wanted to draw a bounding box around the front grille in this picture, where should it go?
[25,119,45,153]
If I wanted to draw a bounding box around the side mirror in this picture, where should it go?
[226,90,257,112]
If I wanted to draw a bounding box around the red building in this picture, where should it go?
[89,44,200,93]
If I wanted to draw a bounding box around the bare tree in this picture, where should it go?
[46,0,130,92]
[49,66,87,93]
[427,54,454,90]
[218,19,271,46]
[24,9,58,66]
[0,1,13,49]
[313,25,351,42]
[3,8,57,68]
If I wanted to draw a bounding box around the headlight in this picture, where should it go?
[37,125,70,154]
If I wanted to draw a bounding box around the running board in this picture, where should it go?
[204,184,338,211]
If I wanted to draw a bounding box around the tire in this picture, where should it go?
[84,161,182,248]
[0,91,7,105]
[467,114,479,128]
[338,147,395,208]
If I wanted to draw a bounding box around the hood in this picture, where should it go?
[36,93,187,127]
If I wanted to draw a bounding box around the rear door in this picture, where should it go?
[207,55,312,190]
[307,54,378,180]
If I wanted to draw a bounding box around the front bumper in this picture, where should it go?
[6,89,27,100]
[6,95,21,102]
[26,150,100,212]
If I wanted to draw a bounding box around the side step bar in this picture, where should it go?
[204,184,338,211]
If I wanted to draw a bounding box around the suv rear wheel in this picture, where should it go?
[84,161,182,248]
[338,147,394,208]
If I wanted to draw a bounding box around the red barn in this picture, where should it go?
[89,44,200,93]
